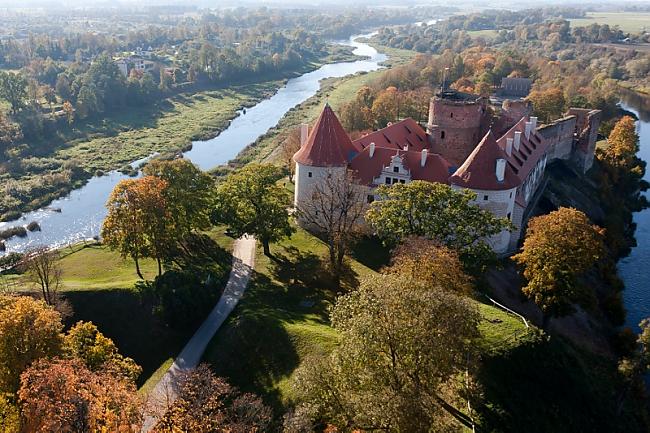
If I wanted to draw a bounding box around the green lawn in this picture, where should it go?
[569,12,650,33]
[202,225,537,419]
[5,227,235,388]
[467,29,500,40]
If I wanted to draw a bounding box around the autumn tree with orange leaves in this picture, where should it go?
[18,358,142,433]
[102,176,171,278]
[513,207,605,329]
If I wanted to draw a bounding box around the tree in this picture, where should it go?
[18,358,142,433]
[64,321,141,383]
[143,159,214,257]
[601,116,639,173]
[527,87,566,123]
[0,71,27,114]
[366,181,511,272]
[0,113,22,155]
[513,207,605,329]
[617,318,650,414]
[19,246,62,306]
[293,274,480,432]
[279,128,302,182]
[62,100,74,125]
[0,394,19,433]
[387,237,473,296]
[371,86,399,128]
[102,176,170,278]
[214,164,294,256]
[153,364,271,433]
[0,296,63,393]
[297,169,367,283]
[55,74,72,102]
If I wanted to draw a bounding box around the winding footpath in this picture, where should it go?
[141,236,257,432]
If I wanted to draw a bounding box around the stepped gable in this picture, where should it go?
[350,146,452,186]
[353,118,429,152]
[450,129,520,190]
[293,103,360,167]
[496,116,550,183]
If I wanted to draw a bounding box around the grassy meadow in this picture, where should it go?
[569,12,650,33]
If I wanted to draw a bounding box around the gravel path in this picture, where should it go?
[141,235,256,432]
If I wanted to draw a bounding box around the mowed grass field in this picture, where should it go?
[569,12,650,33]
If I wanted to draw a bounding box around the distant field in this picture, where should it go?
[569,12,650,33]
[467,29,500,39]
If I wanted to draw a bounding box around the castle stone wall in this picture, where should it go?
[538,116,576,162]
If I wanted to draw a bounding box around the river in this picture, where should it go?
[617,91,650,330]
[0,33,386,255]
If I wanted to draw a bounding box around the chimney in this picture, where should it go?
[530,116,538,131]
[505,138,513,156]
[496,158,506,182]
[300,124,309,147]
[514,131,522,152]
[421,149,428,167]
[369,142,376,158]
[524,121,532,139]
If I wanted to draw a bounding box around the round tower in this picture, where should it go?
[293,104,356,211]
[427,91,489,166]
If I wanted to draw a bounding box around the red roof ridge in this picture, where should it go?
[449,129,521,190]
[293,104,357,167]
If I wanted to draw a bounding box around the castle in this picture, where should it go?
[293,90,601,255]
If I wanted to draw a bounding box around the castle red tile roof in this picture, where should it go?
[450,130,520,191]
[350,146,452,186]
[496,117,550,186]
[293,104,360,167]
[353,118,429,152]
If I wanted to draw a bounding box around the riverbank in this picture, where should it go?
[0,45,360,223]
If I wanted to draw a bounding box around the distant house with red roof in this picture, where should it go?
[293,92,601,255]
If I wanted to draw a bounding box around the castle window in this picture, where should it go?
[367,195,375,204]
[392,178,399,184]
[308,172,312,178]
[507,212,512,220]
[385,177,391,185]
[393,166,399,173]
[400,179,406,184]
[483,195,489,201]
[510,191,513,198]
[441,131,445,139]
[450,112,454,118]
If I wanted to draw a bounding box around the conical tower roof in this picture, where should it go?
[449,130,520,190]
[293,104,357,167]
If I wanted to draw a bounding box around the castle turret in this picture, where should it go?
[427,90,489,166]
[293,103,357,209]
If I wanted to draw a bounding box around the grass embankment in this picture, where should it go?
[569,12,650,33]
[0,45,359,222]
[2,227,235,389]
[202,226,537,420]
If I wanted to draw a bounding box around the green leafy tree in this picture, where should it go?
[293,273,480,432]
[0,71,27,115]
[214,164,294,256]
[513,207,605,329]
[366,181,511,272]
[143,159,215,249]
[64,321,142,383]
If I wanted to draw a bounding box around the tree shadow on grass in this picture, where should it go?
[349,235,391,272]
[64,288,191,388]
[171,233,233,281]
